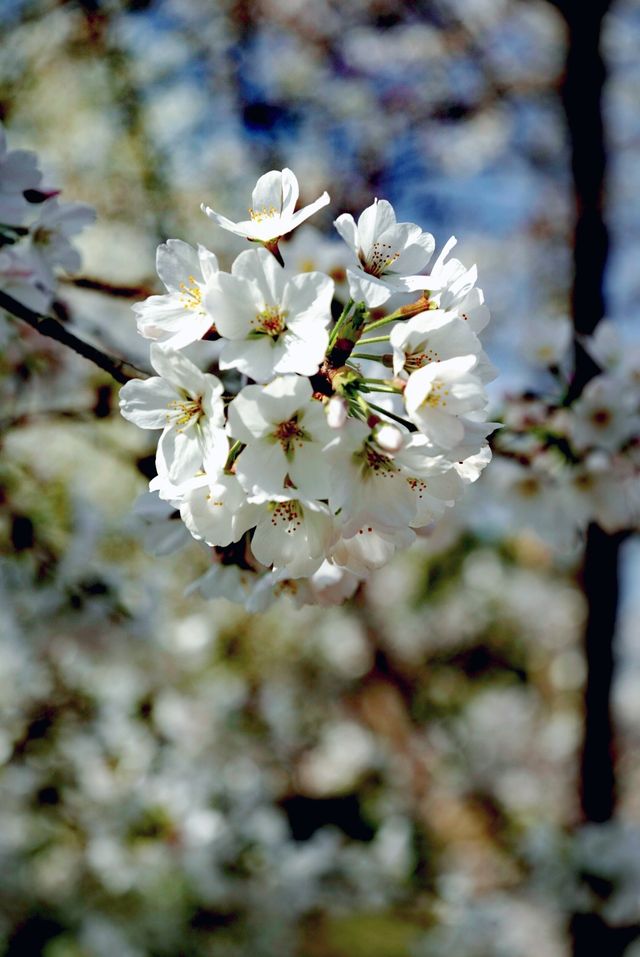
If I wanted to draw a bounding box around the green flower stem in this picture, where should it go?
[366,400,416,432]
[359,384,403,395]
[327,298,355,351]
[326,300,369,367]
[362,293,433,335]
[361,310,404,334]
[350,352,389,363]
[225,439,245,471]
[357,335,391,345]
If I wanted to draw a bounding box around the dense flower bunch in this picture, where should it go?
[493,319,640,547]
[0,121,95,312]
[120,169,496,607]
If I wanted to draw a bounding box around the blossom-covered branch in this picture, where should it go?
[119,168,498,608]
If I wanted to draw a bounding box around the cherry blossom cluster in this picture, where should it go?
[493,319,640,546]
[120,169,497,607]
[0,121,95,313]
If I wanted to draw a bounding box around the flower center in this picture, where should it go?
[356,442,399,479]
[273,417,307,454]
[269,500,303,530]
[423,380,449,408]
[590,408,612,427]
[179,275,205,313]
[404,346,440,372]
[32,226,55,246]
[255,305,287,337]
[249,205,278,222]
[167,396,203,428]
[407,477,428,499]
[515,476,541,498]
[360,241,401,278]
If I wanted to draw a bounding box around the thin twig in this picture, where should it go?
[61,276,155,299]
[0,289,148,384]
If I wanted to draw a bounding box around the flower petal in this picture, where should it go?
[119,376,178,429]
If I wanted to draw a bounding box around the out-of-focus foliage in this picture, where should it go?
[1,1,640,955]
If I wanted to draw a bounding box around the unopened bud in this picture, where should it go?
[327,396,348,429]
[374,422,404,452]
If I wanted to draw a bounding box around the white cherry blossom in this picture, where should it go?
[334,199,435,307]
[521,315,572,367]
[201,168,329,259]
[569,374,639,453]
[131,491,192,557]
[134,240,219,350]
[389,309,493,381]
[119,345,228,486]
[205,248,333,381]
[116,172,500,605]
[407,466,465,528]
[227,375,333,500]
[250,497,335,578]
[423,236,478,312]
[404,354,487,449]
[246,561,361,609]
[332,524,415,575]
[0,247,50,312]
[583,320,640,384]
[0,122,43,226]
[180,473,259,548]
[453,286,491,334]
[326,419,450,533]
[26,197,96,290]
[188,557,267,607]
[326,419,417,530]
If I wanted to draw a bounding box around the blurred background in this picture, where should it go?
[1,0,639,955]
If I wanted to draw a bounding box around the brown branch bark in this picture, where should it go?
[0,290,148,385]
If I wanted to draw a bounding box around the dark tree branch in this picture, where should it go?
[0,290,148,385]
[61,276,156,299]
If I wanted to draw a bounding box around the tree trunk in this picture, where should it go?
[552,2,634,954]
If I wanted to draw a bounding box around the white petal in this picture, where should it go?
[288,444,331,499]
[157,427,204,485]
[333,213,359,255]
[227,385,274,442]
[197,244,219,282]
[119,377,178,429]
[282,271,334,325]
[156,239,201,293]
[134,295,213,350]
[346,268,392,307]
[149,343,205,395]
[235,441,289,497]
[411,407,465,448]
[260,374,312,419]
[252,169,298,216]
[220,336,277,382]
[199,423,229,475]
[274,326,328,376]
[200,204,252,238]
[288,191,330,230]
[356,199,397,256]
[391,231,434,275]
[204,271,257,339]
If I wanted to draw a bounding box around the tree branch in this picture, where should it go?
[61,275,155,299]
[0,289,148,385]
